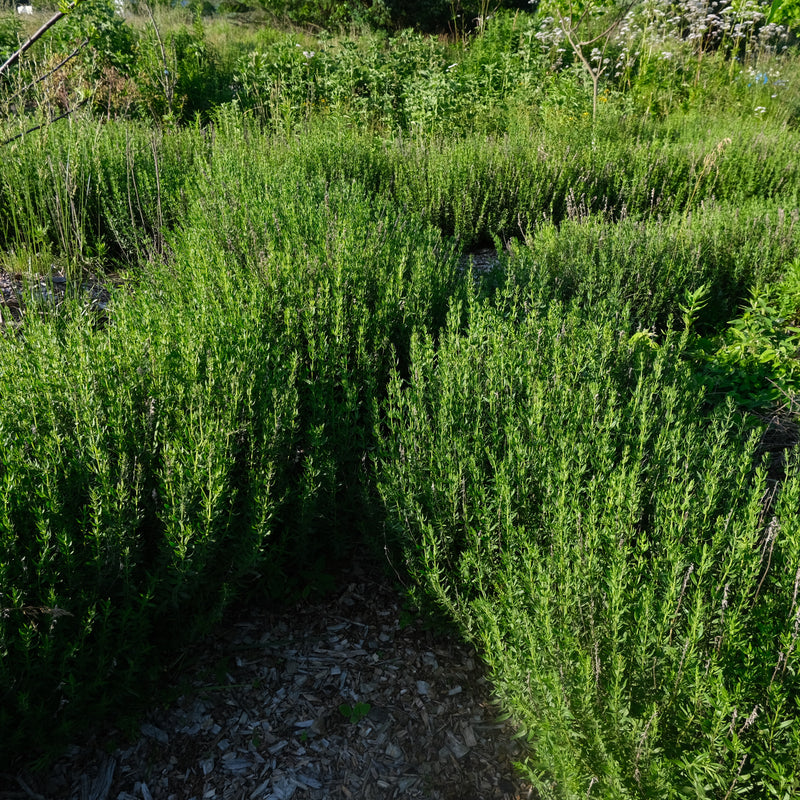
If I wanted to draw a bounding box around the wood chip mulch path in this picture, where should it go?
[1,561,535,800]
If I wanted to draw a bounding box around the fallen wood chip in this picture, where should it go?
[1,561,534,800]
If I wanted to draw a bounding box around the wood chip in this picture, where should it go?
[1,560,533,800]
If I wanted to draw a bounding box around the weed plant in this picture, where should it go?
[690,257,800,406]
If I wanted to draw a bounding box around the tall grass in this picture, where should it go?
[0,119,202,272]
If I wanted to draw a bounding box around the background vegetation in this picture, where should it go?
[1,0,800,797]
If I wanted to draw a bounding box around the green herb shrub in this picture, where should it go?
[502,200,800,333]
[182,115,461,567]
[377,290,800,798]
[0,242,299,764]
[0,118,461,766]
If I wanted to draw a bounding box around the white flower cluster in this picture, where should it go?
[295,43,316,60]
[520,0,790,86]
[613,0,788,55]
[533,16,565,46]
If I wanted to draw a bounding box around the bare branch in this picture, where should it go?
[581,2,636,47]
[142,1,174,111]
[0,1,81,78]
[557,0,641,124]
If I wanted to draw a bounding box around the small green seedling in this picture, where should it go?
[338,702,371,723]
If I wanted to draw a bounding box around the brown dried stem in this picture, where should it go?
[0,1,81,78]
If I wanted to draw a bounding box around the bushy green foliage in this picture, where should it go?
[54,0,138,72]
[0,14,22,56]
[376,292,800,798]
[0,248,298,762]
[770,0,800,29]
[689,258,800,406]
[258,0,391,29]
[2,1,800,792]
[255,0,532,33]
[1,2,798,129]
[180,114,461,554]
[0,119,461,764]
[503,200,800,331]
[134,16,233,120]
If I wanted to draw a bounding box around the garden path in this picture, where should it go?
[1,560,534,800]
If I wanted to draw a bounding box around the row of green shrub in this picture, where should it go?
[2,108,800,793]
[2,16,800,786]
[0,164,460,764]
[1,107,799,274]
